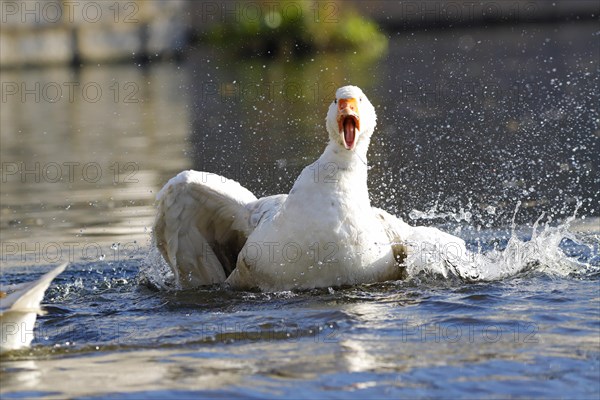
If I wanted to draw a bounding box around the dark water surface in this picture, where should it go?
[1,22,599,399]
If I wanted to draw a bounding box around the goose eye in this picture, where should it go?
[334,99,337,104]
[359,97,363,102]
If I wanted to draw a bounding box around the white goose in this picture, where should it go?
[1,263,67,353]
[154,86,467,291]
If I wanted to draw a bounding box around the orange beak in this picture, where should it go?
[337,98,360,150]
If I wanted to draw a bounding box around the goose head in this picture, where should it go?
[326,85,377,151]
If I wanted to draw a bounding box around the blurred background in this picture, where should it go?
[1,0,598,265]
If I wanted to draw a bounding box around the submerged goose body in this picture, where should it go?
[154,86,466,291]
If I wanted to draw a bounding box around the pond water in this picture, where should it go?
[1,22,599,399]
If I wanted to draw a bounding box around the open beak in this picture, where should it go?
[337,98,360,150]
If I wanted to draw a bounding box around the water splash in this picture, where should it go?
[408,201,473,223]
[139,243,177,290]
[404,201,599,283]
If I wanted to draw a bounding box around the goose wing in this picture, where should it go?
[373,207,411,266]
[1,263,67,352]
[373,207,472,278]
[0,263,67,316]
[154,170,267,288]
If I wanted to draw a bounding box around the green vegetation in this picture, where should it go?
[203,0,388,58]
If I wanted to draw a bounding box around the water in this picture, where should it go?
[1,23,599,398]
[1,256,598,398]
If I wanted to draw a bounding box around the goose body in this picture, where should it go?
[154,86,466,290]
[228,142,404,290]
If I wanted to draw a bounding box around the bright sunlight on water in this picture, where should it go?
[1,7,599,400]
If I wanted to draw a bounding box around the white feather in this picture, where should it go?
[1,263,67,353]
[154,170,259,288]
